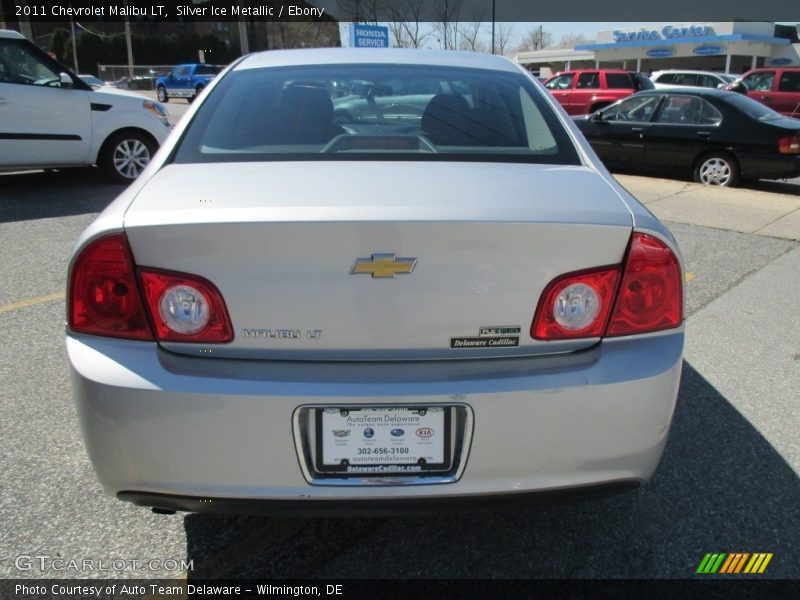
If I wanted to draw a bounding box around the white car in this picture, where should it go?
[68,48,685,514]
[0,29,169,182]
[650,69,737,90]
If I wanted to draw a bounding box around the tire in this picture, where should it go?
[693,152,740,187]
[156,86,168,103]
[99,130,157,184]
[190,84,205,103]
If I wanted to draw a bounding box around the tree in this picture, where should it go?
[557,32,588,48]
[459,7,486,52]
[432,0,464,50]
[516,26,553,52]
[336,0,382,24]
[387,0,431,48]
[494,23,515,55]
[264,21,341,49]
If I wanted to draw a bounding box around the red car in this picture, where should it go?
[732,67,800,118]
[544,69,654,115]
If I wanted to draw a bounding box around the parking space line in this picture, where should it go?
[0,292,65,315]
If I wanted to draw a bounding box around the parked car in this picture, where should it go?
[544,69,654,115]
[650,69,736,90]
[573,88,800,186]
[156,63,224,103]
[68,48,685,515]
[0,29,170,182]
[728,67,800,118]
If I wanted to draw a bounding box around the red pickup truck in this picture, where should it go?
[732,67,800,118]
[544,69,654,115]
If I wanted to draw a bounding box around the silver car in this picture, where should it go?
[650,69,737,90]
[67,48,684,514]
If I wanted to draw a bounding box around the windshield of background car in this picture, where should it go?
[0,38,60,86]
[172,63,580,165]
[723,93,783,121]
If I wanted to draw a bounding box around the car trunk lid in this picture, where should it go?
[124,162,633,360]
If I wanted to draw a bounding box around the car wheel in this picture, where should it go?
[693,153,740,187]
[99,131,157,184]
[190,85,205,103]
[156,86,168,103]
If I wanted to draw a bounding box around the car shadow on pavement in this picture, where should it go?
[180,361,799,579]
[0,169,122,224]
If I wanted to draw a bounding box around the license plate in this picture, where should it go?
[315,407,451,476]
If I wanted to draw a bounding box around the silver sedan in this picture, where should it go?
[67,48,684,514]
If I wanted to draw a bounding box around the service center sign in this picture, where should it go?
[351,24,390,48]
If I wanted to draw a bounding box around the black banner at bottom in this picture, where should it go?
[4,579,800,600]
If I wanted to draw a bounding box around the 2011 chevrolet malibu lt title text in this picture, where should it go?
[67,48,685,515]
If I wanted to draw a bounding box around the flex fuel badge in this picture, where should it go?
[450,325,521,349]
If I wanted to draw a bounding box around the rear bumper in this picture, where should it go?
[68,330,683,510]
[739,153,800,180]
[120,482,640,516]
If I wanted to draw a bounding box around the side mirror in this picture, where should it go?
[59,72,73,88]
[168,72,174,78]
[590,111,605,123]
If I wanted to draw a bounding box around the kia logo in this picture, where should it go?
[416,428,434,438]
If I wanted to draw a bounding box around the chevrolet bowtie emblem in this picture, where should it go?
[350,254,417,278]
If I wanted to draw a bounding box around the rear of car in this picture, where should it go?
[67,49,684,514]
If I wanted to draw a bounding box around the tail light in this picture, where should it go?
[778,134,800,154]
[139,269,233,343]
[606,233,682,336]
[69,233,232,343]
[532,267,620,340]
[68,233,153,340]
[532,232,682,340]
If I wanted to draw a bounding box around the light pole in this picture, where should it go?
[491,0,495,54]
[69,15,79,73]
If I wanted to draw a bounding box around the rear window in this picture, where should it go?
[173,63,580,166]
[778,72,800,92]
[605,73,634,89]
[724,93,783,121]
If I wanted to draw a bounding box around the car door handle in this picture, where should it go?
[0,96,7,105]
[760,95,771,101]
[697,131,711,138]
[631,127,645,137]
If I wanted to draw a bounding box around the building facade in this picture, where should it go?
[516,22,800,77]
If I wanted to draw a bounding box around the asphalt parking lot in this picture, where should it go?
[0,168,798,580]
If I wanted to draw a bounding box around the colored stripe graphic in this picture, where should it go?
[744,553,773,574]
[697,553,726,574]
[720,553,749,574]
[697,552,773,574]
